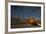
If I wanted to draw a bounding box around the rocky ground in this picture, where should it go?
[11,16,41,28]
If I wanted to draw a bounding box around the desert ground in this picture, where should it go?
[11,16,41,28]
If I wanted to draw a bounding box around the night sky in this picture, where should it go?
[11,5,41,19]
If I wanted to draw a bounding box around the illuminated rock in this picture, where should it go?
[26,17,38,26]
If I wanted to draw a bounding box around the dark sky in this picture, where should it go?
[11,5,41,19]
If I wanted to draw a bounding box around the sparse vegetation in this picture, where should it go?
[11,16,41,28]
